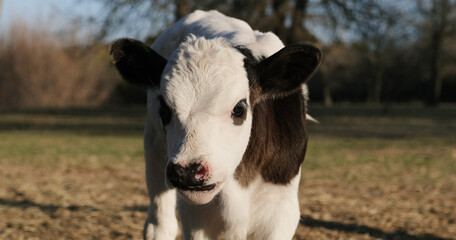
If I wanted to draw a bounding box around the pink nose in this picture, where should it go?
[194,161,209,179]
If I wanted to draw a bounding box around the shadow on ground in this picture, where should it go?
[0,198,99,213]
[300,215,452,240]
[1,198,451,240]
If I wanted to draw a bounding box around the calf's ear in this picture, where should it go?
[109,38,166,88]
[256,44,322,98]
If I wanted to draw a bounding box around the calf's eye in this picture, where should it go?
[231,99,247,125]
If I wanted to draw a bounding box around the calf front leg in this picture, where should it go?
[178,197,224,240]
[249,172,302,240]
[143,136,178,240]
[143,98,178,240]
[143,187,177,240]
[219,180,250,240]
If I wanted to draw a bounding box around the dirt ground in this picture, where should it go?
[1,106,455,239]
[0,163,454,240]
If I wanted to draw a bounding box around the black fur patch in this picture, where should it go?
[234,44,321,186]
[234,45,259,62]
[256,44,321,98]
[234,92,308,186]
[110,38,167,88]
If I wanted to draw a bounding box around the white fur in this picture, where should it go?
[161,35,253,205]
[143,10,305,240]
[143,90,178,240]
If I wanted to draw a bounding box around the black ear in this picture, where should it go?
[109,38,167,87]
[256,44,322,97]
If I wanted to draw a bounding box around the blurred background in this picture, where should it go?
[0,0,455,108]
[0,1,455,239]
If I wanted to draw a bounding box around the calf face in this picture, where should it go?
[110,35,321,205]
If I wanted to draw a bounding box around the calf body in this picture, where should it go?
[110,10,321,240]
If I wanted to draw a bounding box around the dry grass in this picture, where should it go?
[0,105,455,239]
[0,22,119,109]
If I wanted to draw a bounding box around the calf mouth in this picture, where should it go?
[178,183,217,192]
[177,182,222,204]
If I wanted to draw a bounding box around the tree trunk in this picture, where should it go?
[323,82,333,107]
[319,71,333,106]
[271,0,289,41]
[367,50,383,105]
[366,78,375,104]
[425,0,452,106]
[288,0,309,43]
[428,32,442,105]
[373,69,383,104]
[176,0,190,19]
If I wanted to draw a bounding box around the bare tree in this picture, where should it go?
[314,0,401,104]
[417,0,456,105]
[362,9,401,104]
[81,0,177,41]
[176,0,191,19]
[89,0,373,43]
[86,0,446,104]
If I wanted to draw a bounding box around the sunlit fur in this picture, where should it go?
[161,35,253,204]
[143,10,306,240]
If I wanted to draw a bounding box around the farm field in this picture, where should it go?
[0,105,455,240]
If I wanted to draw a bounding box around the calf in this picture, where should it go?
[110,10,321,240]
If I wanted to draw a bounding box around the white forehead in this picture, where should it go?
[160,35,249,118]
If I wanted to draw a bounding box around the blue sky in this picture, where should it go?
[0,0,418,45]
[0,0,106,39]
[0,0,330,43]
[0,0,349,44]
[1,0,70,30]
[0,0,166,42]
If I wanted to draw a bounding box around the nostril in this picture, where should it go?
[167,161,209,189]
[195,162,209,180]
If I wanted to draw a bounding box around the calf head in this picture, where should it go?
[110,35,321,204]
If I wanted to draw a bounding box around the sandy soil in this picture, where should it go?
[1,164,454,240]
